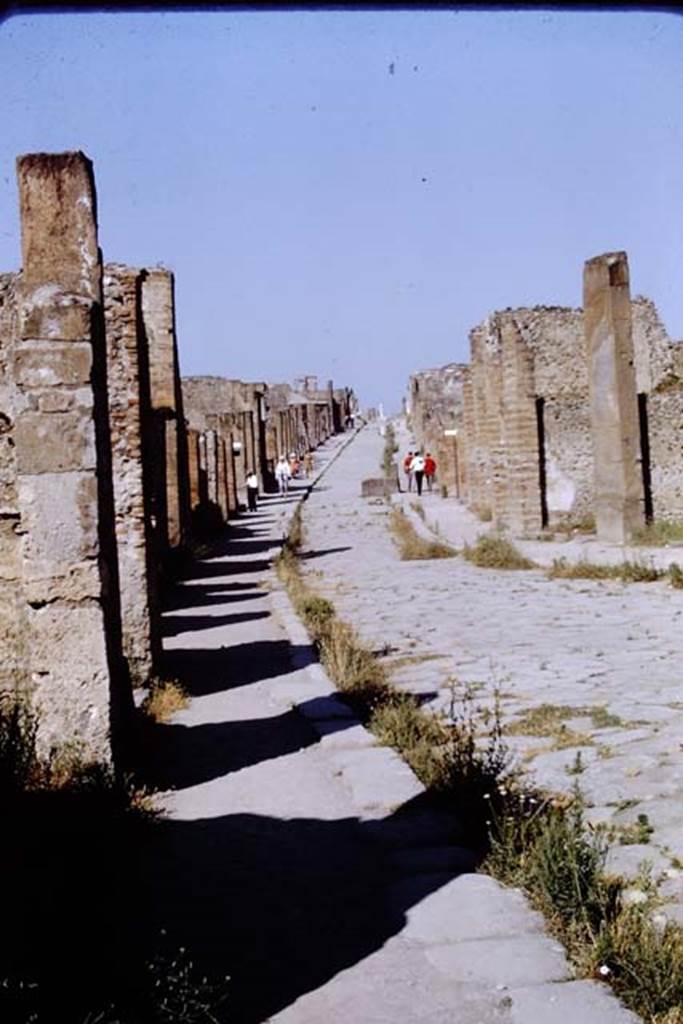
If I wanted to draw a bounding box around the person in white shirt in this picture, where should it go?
[246,470,259,511]
[275,455,292,495]
[411,452,426,496]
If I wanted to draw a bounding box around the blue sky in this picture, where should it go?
[0,8,681,410]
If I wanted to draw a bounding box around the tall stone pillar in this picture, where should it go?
[187,429,201,511]
[103,264,160,683]
[327,379,336,434]
[205,428,218,506]
[216,436,230,521]
[584,251,643,543]
[141,268,186,552]
[14,151,130,762]
[226,428,239,514]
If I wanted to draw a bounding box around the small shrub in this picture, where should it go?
[141,678,189,724]
[388,507,457,560]
[669,563,683,589]
[463,534,536,570]
[0,693,40,797]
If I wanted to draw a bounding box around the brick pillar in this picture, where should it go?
[584,251,643,543]
[501,316,542,535]
[141,268,186,552]
[14,151,131,762]
[103,264,160,683]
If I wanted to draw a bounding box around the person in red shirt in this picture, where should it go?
[424,452,437,492]
[402,451,414,493]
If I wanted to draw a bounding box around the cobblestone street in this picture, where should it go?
[301,424,683,923]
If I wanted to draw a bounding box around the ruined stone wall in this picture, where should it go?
[409,363,467,497]
[632,299,683,522]
[0,273,26,693]
[513,307,593,529]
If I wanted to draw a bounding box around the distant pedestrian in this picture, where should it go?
[424,452,437,492]
[275,455,292,495]
[403,451,414,493]
[246,469,259,512]
[289,451,300,478]
[303,450,314,478]
[411,452,426,496]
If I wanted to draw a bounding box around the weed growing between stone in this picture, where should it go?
[0,693,230,1023]
[141,677,189,724]
[388,506,457,560]
[632,519,683,546]
[669,563,683,589]
[548,556,663,583]
[462,533,536,570]
[278,508,683,1024]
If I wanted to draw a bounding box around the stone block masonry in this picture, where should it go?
[10,152,132,763]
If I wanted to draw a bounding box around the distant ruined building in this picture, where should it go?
[408,252,683,543]
[0,150,357,765]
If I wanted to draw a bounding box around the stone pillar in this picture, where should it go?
[226,428,239,514]
[327,379,336,434]
[205,428,218,506]
[141,268,186,551]
[187,428,201,511]
[103,264,160,683]
[198,431,209,507]
[14,151,130,762]
[584,251,643,543]
[216,436,230,521]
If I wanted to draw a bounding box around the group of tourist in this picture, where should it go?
[402,449,437,496]
[274,450,315,495]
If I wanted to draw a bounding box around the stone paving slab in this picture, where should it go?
[399,874,546,944]
[501,980,643,1023]
[423,933,571,987]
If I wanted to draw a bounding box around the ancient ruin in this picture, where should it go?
[0,149,356,764]
[409,254,683,541]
